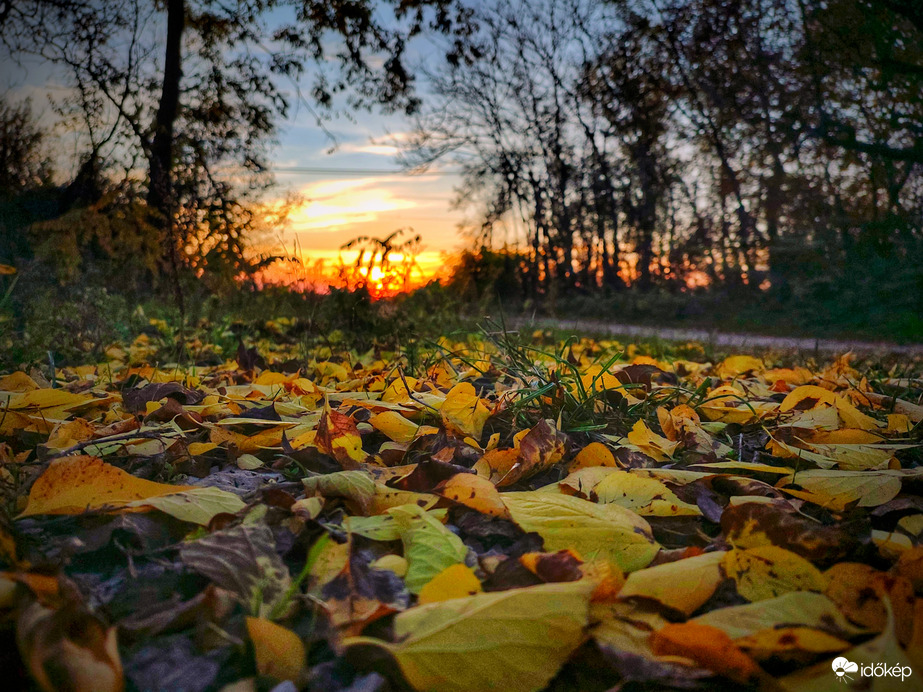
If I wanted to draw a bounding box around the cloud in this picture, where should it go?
[289,177,418,231]
[338,131,413,157]
[347,144,401,156]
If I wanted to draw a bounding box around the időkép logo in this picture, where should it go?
[832,657,912,683]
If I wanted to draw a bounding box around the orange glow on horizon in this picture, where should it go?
[253,248,453,297]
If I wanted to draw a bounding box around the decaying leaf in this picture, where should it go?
[4,324,923,692]
[17,600,124,692]
[315,407,367,467]
[722,546,827,602]
[438,472,511,518]
[473,419,567,486]
[180,523,293,618]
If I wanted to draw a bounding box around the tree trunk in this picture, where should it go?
[148,0,185,216]
[148,0,185,314]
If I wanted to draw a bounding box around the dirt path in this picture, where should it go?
[508,316,923,356]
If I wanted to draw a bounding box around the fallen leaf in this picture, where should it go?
[438,472,511,518]
[128,486,246,526]
[593,470,702,516]
[417,564,482,604]
[388,504,469,593]
[246,617,305,682]
[777,469,903,510]
[619,551,725,615]
[441,382,491,440]
[722,546,827,602]
[716,355,764,379]
[501,491,660,573]
[180,523,292,618]
[18,456,194,518]
[780,600,916,691]
[369,410,424,443]
[346,581,595,692]
[569,442,618,471]
[735,626,850,662]
[315,407,367,467]
[824,563,916,644]
[16,601,123,692]
[692,591,867,639]
[650,622,760,683]
[626,420,678,461]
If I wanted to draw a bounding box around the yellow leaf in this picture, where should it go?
[440,382,491,440]
[0,371,39,392]
[370,554,408,577]
[824,563,916,645]
[472,447,519,483]
[368,485,439,516]
[45,419,96,451]
[369,411,422,443]
[382,376,418,403]
[693,591,865,640]
[716,355,764,379]
[388,504,468,593]
[763,367,813,386]
[887,413,913,434]
[834,397,882,431]
[558,466,621,497]
[9,388,93,411]
[722,546,827,602]
[417,564,482,604]
[315,408,367,467]
[777,469,903,510]
[17,601,123,692]
[0,263,17,275]
[129,486,246,526]
[626,420,678,461]
[439,473,511,518]
[186,441,219,456]
[246,617,305,682]
[501,491,659,573]
[314,361,350,382]
[569,442,617,471]
[619,551,724,615]
[806,429,884,445]
[780,602,916,692]
[475,419,566,486]
[346,581,595,692]
[735,626,850,661]
[18,456,194,518]
[780,385,837,412]
[656,404,700,441]
[593,470,702,516]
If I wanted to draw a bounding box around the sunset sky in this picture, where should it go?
[267,107,469,285]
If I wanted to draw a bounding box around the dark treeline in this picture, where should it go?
[407,0,922,333]
[0,0,921,341]
[0,0,472,300]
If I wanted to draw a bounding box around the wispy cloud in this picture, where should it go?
[289,177,418,231]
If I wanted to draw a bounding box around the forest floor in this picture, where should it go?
[1,318,922,691]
